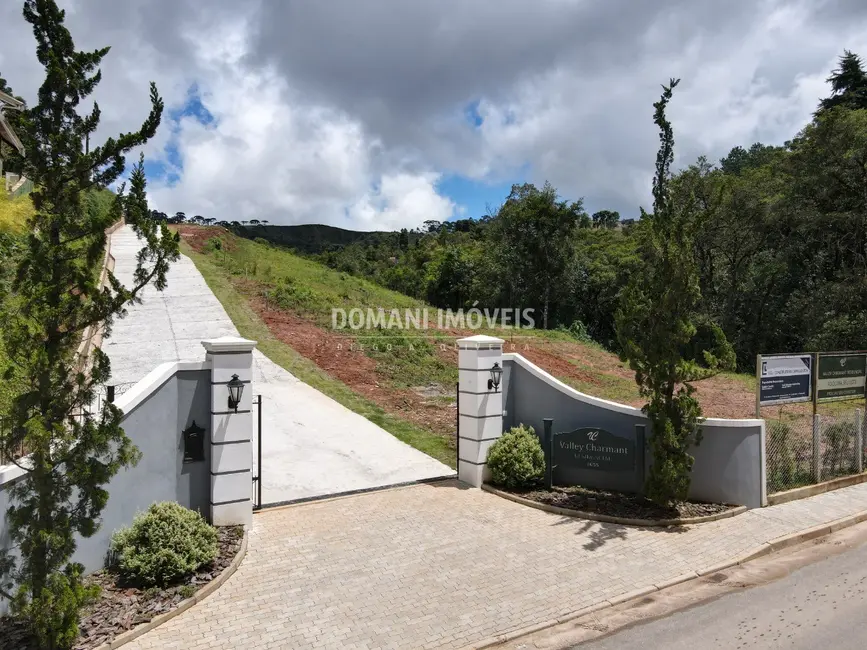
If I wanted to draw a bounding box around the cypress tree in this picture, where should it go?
[817,50,867,114]
[615,79,735,505]
[0,1,179,646]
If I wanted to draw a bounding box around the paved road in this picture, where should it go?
[574,527,867,649]
[125,481,867,650]
[103,226,452,504]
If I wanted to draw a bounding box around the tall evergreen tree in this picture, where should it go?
[616,79,735,505]
[817,50,867,114]
[0,1,179,647]
[492,182,587,329]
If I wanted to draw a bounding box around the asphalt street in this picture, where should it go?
[572,531,867,649]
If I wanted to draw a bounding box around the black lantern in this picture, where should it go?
[488,362,502,392]
[227,374,244,412]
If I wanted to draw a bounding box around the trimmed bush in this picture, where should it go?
[486,425,545,488]
[110,502,218,587]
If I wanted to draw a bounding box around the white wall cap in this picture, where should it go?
[114,360,209,416]
[0,461,29,487]
[202,336,258,354]
[457,335,505,348]
[504,352,764,428]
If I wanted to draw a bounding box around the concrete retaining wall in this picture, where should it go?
[0,362,211,614]
[502,353,767,509]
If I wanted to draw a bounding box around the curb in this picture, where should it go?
[93,530,248,650]
[481,485,747,527]
[768,471,867,505]
[457,508,867,650]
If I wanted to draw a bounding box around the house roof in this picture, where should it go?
[0,114,24,155]
[0,90,24,110]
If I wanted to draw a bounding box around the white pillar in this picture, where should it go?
[457,335,504,487]
[203,336,257,527]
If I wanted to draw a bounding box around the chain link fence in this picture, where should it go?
[765,401,865,494]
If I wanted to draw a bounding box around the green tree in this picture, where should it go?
[615,79,735,505]
[718,142,782,175]
[0,1,179,647]
[591,209,620,229]
[0,74,13,96]
[817,50,867,115]
[491,182,586,329]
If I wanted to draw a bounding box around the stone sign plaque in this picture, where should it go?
[553,427,635,473]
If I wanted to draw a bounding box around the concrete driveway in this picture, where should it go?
[103,226,453,504]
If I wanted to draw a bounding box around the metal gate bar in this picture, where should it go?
[253,394,262,510]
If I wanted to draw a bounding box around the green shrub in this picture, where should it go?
[264,276,324,313]
[486,425,545,488]
[203,236,223,253]
[110,502,218,587]
[14,563,99,650]
[767,420,796,492]
[823,420,856,477]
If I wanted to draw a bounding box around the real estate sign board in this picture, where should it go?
[759,354,812,406]
[817,353,867,402]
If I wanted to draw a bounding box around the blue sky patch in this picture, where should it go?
[464,99,484,128]
[438,174,520,220]
[143,84,214,188]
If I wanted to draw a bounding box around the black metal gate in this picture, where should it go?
[252,394,262,511]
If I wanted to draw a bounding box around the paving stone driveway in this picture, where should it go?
[125,480,867,650]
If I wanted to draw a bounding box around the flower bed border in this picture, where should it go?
[91,530,248,650]
[482,484,746,527]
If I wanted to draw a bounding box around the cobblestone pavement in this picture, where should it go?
[126,480,867,650]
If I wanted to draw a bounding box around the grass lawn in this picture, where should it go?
[0,183,34,234]
[182,240,457,467]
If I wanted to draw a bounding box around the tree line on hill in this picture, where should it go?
[279,51,867,371]
[147,210,272,227]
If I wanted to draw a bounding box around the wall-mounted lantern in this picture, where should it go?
[227,374,244,412]
[488,362,502,393]
[183,420,206,463]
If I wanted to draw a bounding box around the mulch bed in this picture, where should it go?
[503,485,736,521]
[0,525,243,650]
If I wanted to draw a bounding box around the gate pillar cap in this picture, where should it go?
[457,335,504,349]
[202,336,257,354]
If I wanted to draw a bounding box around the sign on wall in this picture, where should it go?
[553,427,635,473]
[817,353,867,402]
[758,355,812,406]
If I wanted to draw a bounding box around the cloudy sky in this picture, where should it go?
[2,0,866,230]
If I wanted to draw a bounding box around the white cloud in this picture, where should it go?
[2,0,867,225]
[142,14,455,229]
[347,173,457,230]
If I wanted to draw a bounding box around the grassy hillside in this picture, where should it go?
[0,182,34,234]
[0,185,117,416]
[177,225,764,464]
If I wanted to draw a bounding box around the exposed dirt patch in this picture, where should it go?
[693,376,757,419]
[172,225,237,253]
[248,293,457,439]
[0,526,244,650]
[519,343,605,388]
[503,485,736,521]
